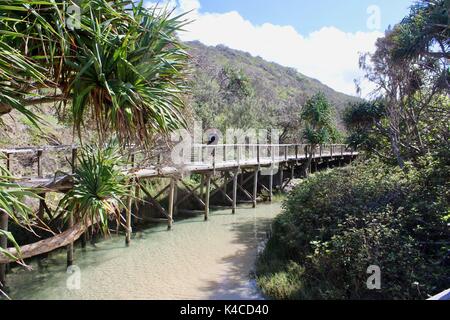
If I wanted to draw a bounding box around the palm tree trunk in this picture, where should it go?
[302,145,315,177]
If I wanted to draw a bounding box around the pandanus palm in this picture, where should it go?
[57,139,131,235]
[0,165,39,262]
[0,0,190,145]
[0,1,190,276]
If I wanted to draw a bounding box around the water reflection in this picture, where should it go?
[7,203,281,300]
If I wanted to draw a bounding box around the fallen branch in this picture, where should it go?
[0,221,89,264]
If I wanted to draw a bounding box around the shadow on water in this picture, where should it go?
[199,216,274,300]
[5,202,281,300]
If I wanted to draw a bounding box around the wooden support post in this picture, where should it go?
[71,147,78,173]
[269,166,274,202]
[279,164,284,190]
[257,144,260,165]
[73,147,86,249]
[223,172,228,197]
[204,174,211,221]
[5,153,11,172]
[252,167,259,208]
[0,212,9,291]
[38,193,46,220]
[125,179,133,246]
[167,178,176,230]
[37,149,43,178]
[67,213,74,266]
[173,180,178,217]
[81,232,87,249]
[134,182,141,219]
[212,147,216,174]
[200,175,205,200]
[232,170,238,214]
[131,153,135,168]
[291,165,295,180]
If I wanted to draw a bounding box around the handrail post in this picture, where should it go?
[295,144,299,160]
[237,145,241,166]
[257,143,260,165]
[223,144,227,163]
[0,210,9,290]
[284,145,288,161]
[131,153,135,168]
[5,152,11,172]
[212,147,216,173]
[37,149,43,178]
[71,147,78,174]
[330,145,333,157]
[271,145,275,163]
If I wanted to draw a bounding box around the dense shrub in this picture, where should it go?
[257,158,450,300]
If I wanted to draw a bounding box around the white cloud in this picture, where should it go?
[145,0,382,97]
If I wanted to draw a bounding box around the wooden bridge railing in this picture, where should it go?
[1,143,355,179]
[189,144,353,167]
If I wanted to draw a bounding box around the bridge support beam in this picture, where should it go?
[279,164,284,191]
[204,174,211,221]
[173,179,178,218]
[0,212,8,291]
[252,167,259,208]
[167,178,176,230]
[67,212,74,266]
[232,170,238,214]
[269,166,274,202]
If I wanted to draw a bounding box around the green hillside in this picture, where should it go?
[187,41,360,141]
[0,41,359,148]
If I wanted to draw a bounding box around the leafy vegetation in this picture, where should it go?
[357,0,448,168]
[56,139,131,235]
[301,93,340,175]
[0,1,187,277]
[0,0,190,146]
[257,159,449,300]
[257,0,449,300]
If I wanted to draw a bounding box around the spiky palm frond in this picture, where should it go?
[69,1,189,146]
[0,164,40,266]
[57,138,131,235]
[1,0,190,146]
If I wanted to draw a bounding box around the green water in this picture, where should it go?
[6,203,281,300]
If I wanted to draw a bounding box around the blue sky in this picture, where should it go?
[199,0,413,34]
[145,0,416,96]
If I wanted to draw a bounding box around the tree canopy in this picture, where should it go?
[0,0,191,146]
[356,0,449,168]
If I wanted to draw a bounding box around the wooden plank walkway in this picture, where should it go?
[2,143,357,191]
[0,143,358,271]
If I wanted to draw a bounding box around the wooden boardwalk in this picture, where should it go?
[0,143,357,270]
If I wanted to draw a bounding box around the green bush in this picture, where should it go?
[257,158,450,300]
